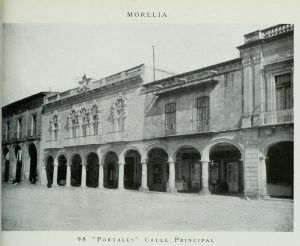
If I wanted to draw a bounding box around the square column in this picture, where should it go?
[139,161,149,192]
[81,164,86,188]
[199,161,211,195]
[52,164,58,187]
[98,163,104,189]
[118,162,124,190]
[259,156,269,199]
[66,164,71,187]
[167,161,177,193]
[41,165,48,186]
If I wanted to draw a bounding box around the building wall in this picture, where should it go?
[143,67,243,139]
[2,93,47,183]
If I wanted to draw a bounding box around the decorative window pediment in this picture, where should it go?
[49,110,60,131]
[66,106,79,128]
[112,92,128,120]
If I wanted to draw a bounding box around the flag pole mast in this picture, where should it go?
[152,45,156,82]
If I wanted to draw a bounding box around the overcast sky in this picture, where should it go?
[2,23,268,105]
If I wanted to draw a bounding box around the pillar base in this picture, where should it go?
[167,187,177,193]
[199,189,211,195]
[243,191,258,199]
[139,187,149,192]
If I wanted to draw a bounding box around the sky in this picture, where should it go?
[2,23,268,106]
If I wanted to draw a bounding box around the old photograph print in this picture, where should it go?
[1,23,294,231]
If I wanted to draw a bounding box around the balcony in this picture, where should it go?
[27,129,39,138]
[146,120,211,139]
[259,109,293,126]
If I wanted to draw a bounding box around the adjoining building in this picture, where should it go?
[3,24,293,199]
[2,92,57,184]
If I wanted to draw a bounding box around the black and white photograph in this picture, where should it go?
[0,1,298,246]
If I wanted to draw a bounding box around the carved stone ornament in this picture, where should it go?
[49,110,60,131]
[252,53,262,64]
[242,57,251,67]
[269,52,294,63]
[66,102,101,128]
[78,73,91,92]
[112,93,128,119]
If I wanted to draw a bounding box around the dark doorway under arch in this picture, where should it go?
[3,147,10,182]
[266,141,293,199]
[71,154,82,187]
[28,144,38,184]
[124,150,141,190]
[14,145,22,183]
[175,147,201,193]
[209,143,243,194]
[86,153,99,188]
[57,155,67,186]
[104,152,119,189]
[147,148,169,192]
[46,156,54,187]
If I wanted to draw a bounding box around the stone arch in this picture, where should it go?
[145,142,171,159]
[86,152,100,188]
[100,148,120,164]
[260,134,293,156]
[201,138,244,161]
[120,145,144,162]
[103,151,119,189]
[173,144,202,162]
[262,138,293,199]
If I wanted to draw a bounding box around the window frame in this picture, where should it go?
[275,73,293,110]
[196,96,210,132]
[165,102,176,134]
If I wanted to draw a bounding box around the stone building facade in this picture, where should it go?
[4,24,293,199]
[2,92,57,184]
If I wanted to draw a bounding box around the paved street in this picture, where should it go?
[1,184,293,231]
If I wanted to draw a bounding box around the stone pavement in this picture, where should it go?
[1,184,293,231]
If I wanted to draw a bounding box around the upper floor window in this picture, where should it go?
[31,114,37,136]
[17,118,23,138]
[6,121,10,140]
[276,74,293,110]
[196,96,209,132]
[165,103,176,134]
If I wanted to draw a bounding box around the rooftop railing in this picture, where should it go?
[44,65,144,104]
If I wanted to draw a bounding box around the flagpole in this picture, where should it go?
[152,45,156,82]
